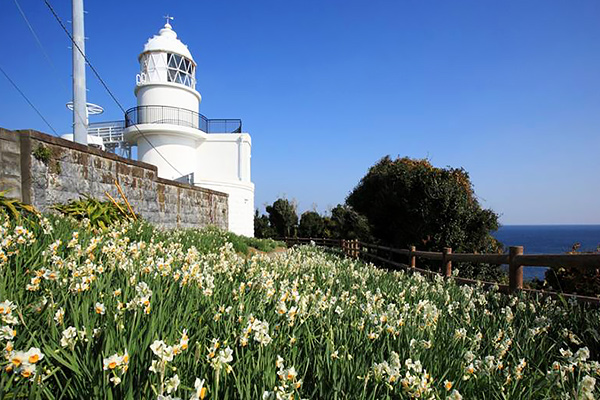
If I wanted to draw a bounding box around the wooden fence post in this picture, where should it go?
[442,247,452,277]
[410,246,416,270]
[509,246,524,293]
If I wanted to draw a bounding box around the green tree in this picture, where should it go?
[254,210,276,238]
[328,204,372,241]
[266,198,298,238]
[347,156,502,279]
[298,211,325,238]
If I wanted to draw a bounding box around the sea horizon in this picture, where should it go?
[499,223,600,226]
[492,225,600,280]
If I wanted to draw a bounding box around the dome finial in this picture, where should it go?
[163,14,174,29]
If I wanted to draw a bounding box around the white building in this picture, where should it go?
[123,21,254,237]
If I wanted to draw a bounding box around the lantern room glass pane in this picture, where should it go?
[166,52,195,88]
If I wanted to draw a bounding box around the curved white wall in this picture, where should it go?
[136,132,198,180]
[136,83,200,112]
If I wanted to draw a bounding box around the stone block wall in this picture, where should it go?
[0,132,22,201]
[0,128,228,230]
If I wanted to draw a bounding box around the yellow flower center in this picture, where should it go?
[29,354,40,364]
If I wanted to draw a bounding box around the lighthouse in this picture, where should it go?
[124,19,255,237]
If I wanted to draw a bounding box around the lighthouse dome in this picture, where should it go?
[135,20,198,90]
[141,22,194,62]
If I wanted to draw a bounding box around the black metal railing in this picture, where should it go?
[124,105,242,133]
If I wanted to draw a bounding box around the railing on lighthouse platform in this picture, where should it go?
[124,105,242,134]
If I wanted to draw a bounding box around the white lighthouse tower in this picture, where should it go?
[124,19,255,236]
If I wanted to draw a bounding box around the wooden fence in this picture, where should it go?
[277,237,600,304]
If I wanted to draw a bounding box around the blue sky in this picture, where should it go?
[2,0,600,224]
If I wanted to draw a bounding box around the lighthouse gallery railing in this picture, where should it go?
[124,105,242,134]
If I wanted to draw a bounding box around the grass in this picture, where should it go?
[0,213,599,399]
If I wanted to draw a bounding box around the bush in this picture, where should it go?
[266,198,298,238]
[327,204,372,241]
[52,195,135,229]
[347,156,502,280]
[254,210,276,239]
[298,211,325,238]
[0,191,38,222]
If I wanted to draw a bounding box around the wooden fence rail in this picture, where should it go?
[275,237,600,304]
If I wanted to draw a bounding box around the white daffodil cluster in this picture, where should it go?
[149,330,189,397]
[546,346,600,399]
[1,299,45,380]
[206,338,233,374]
[125,281,153,314]
[0,300,18,340]
[240,316,272,346]
[1,225,36,268]
[102,349,129,386]
[372,353,435,398]
[1,211,600,398]
[262,355,303,400]
[5,346,44,379]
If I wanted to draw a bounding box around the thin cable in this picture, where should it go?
[13,0,88,130]
[0,64,58,135]
[43,0,185,178]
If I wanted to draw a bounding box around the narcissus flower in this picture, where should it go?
[95,302,106,315]
[25,347,44,364]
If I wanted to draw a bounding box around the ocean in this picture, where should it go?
[492,225,600,281]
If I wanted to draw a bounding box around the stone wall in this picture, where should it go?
[0,132,22,201]
[0,128,228,230]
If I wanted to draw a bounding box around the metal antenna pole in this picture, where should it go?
[72,0,87,144]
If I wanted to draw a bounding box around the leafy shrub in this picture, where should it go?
[52,195,134,229]
[225,231,284,254]
[243,237,285,253]
[327,204,372,241]
[254,210,276,238]
[266,198,298,237]
[0,190,38,222]
[347,156,502,280]
[298,211,324,238]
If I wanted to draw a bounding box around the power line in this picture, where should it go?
[43,0,185,178]
[13,0,88,130]
[0,64,58,135]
